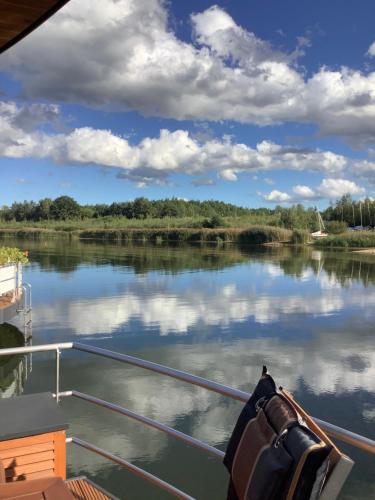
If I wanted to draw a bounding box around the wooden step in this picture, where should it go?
[66,477,118,500]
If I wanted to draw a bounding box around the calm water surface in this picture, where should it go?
[1,239,374,499]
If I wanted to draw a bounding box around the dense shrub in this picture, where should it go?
[290,230,312,244]
[0,247,28,266]
[239,226,291,244]
[326,221,348,234]
[314,231,375,248]
[202,215,226,228]
[76,225,291,245]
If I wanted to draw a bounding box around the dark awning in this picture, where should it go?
[0,0,71,54]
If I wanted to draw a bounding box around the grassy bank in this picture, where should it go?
[0,225,292,245]
[0,215,281,231]
[313,231,375,248]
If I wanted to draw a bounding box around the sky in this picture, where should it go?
[1,0,375,208]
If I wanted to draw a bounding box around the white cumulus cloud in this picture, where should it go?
[292,185,316,198]
[367,41,375,57]
[263,178,366,203]
[1,0,375,144]
[0,99,354,185]
[264,190,291,203]
[316,178,365,198]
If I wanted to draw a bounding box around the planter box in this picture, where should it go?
[0,264,23,323]
[0,264,22,297]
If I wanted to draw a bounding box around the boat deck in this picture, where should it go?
[66,477,116,500]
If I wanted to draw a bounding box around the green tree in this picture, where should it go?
[10,201,36,221]
[80,206,95,219]
[50,196,81,220]
[132,197,152,219]
[34,198,53,220]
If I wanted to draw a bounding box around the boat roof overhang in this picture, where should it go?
[0,0,71,54]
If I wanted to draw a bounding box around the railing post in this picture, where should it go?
[55,348,61,403]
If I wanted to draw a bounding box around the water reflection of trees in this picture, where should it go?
[4,238,375,286]
[275,249,375,288]
[0,323,29,398]
[0,354,27,397]
[5,238,250,274]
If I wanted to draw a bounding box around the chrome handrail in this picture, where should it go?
[0,342,374,456]
[73,342,249,402]
[67,436,194,500]
[313,417,375,456]
[21,283,32,313]
[72,342,375,455]
[61,390,224,460]
[0,342,73,355]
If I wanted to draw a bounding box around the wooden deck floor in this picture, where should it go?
[66,477,115,500]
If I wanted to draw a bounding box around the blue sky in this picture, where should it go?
[1,0,375,208]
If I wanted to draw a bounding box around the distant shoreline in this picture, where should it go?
[0,226,292,245]
[0,227,375,249]
[352,248,375,254]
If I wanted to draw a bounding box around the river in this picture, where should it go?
[1,238,374,499]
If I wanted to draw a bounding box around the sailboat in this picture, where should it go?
[311,210,328,238]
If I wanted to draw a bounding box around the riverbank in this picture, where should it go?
[352,248,375,255]
[0,215,278,231]
[0,225,292,245]
[312,231,375,248]
[1,226,375,248]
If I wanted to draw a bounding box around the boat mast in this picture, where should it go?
[315,208,325,233]
[315,208,321,232]
[367,200,372,226]
[352,203,355,226]
[319,212,325,232]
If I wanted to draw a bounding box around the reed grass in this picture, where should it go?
[0,224,292,245]
[290,229,312,245]
[0,214,279,231]
[314,231,375,248]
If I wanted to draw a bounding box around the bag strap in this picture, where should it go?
[0,459,5,484]
[280,388,342,468]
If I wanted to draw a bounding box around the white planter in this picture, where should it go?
[0,264,22,296]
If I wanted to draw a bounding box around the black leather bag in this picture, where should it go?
[224,367,331,500]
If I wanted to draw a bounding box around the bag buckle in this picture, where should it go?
[274,429,288,448]
[255,396,267,413]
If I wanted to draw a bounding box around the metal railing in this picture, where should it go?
[62,389,224,460]
[19,283,32,341]
[0,342,374,498]
[73,342,250,402]
[66,436,194,500]
[20,283,32,314]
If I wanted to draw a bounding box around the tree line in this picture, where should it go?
[0,196,252,221]
[0,194,374,230]
[323,194,375,228]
